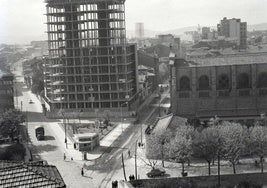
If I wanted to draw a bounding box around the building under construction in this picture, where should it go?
[44,0,138,115]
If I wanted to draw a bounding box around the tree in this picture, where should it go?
[145,129,172,164]
[219,122,246,174]
[0,110,25,141]
[193,126,220,176]
[169,127,193,175]
[140,158,159,170]
[248,125,267,173]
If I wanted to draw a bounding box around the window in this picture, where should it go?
[217,74,230,90]
[179,76,190,91]
[237,73,250,89]
[198,75,210,90]
[258,72,267,88]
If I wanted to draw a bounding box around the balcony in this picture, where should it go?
[259,88,267,96]
[198,91,210,98]
[179,92,190,98]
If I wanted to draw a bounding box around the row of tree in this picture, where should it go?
[146,121,267,175]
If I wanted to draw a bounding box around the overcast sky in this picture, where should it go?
[0,0,267,44]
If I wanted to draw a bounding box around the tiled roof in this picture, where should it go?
[0,161,65,188]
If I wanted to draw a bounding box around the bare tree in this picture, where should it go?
[169,127,193,175]
[219,122,246,174]
[249,125,267,173]
[140,158,159,170]
[193,126,220,176]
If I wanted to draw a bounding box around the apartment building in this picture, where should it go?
[217,17,247,49]
[0,70,14,113]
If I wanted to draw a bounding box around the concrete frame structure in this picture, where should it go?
[170,54,267,120]
[44,0,138,115]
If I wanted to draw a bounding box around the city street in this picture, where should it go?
[11,58,165,188]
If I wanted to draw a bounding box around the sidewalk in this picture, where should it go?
[56,119,131,162]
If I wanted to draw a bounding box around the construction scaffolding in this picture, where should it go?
[44,0,138,112]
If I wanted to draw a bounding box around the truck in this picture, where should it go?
[35,126,45,140]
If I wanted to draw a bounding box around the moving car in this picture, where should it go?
[146,168,166,178]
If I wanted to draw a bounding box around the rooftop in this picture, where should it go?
[146,114,187,135]
[45,0,125,4]
[74,133,98,138]
[0,70,12,79]
[189,52,267,67]
[0,160,65,188]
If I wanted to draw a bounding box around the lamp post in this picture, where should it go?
[158,93,161,117]
[120,95,130,131]
[120,102,128,132]
[61,112,67,148]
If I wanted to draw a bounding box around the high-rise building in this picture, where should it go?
[44,0,138,114]
[135,22,144,38]
[217,17,247,49]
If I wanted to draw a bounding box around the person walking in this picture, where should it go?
[81,168,84,176]
[63,153,66,161]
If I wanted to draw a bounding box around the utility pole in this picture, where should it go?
[158,93,161,117]
[140,124,143,145]
[161,140,165,167]
[218,150,221,187]
[122,153,127,181]
[135,141,137,179]
[25,109,29,145]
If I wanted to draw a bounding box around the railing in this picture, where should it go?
[259,88,267,96]
[238,89,250,97]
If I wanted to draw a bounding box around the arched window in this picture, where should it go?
[237,73,250,89]
[198,75,210,90]
[258,72,267,88]
[179,76,190,91]
[217,74,230,90]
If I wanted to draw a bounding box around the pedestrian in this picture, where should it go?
[71,157,73,161]
[128,150,131,158]
[114,180,118,188]
[81,168,84,176]
[63,153,66,161]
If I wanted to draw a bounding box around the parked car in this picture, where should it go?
[146,168,166,178]
[29,99,34,104]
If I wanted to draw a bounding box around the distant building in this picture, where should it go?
[170,52,267,121]
[0,160,66,187]
[202,27,211,39]
[217,17,247,49]
[138,65,156,99]
[0,70,14,113]
[137,50,159,91]
[135,23,145,38]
